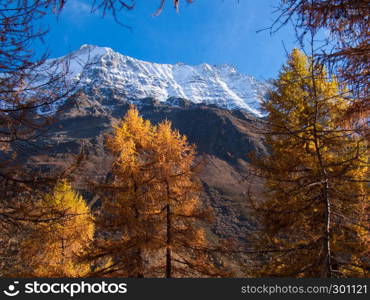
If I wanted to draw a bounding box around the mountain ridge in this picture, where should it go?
[44,44,266,116]
[20,45,268,243]
[23,86,265,242]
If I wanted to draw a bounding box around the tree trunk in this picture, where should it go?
[136,248,144,278]
[132,175,144,278]
[323,179,332,278]
[166,203,172,278]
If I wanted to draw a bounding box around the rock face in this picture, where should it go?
[25,47,268,241]
[28,86,265,241]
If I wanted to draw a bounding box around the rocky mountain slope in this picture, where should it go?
[24,47,268,241]
[27,86,265,241]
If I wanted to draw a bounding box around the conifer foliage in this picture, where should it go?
[14,180,94,277]
[249,49,369,277]
[85,107,224,277]
[277,0,370,119]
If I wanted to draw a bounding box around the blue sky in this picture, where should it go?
[34,0,299,80]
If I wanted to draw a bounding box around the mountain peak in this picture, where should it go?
[50,45,265,116]
[70,44,114,61]
[79,43,98,50]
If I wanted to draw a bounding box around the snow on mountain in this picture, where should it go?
[47,44,266,116]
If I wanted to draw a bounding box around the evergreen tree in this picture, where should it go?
[90,107,157,277]
[248,49,369,277]
[84,107,228,277]
[153,120,219,277]
[15,180,94,277]
[277,0,369,119]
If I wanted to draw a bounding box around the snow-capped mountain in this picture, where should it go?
[46,44,266,116]
[21,45,268,242]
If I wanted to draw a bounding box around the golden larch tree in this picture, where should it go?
[248,49,369,277]
[84,107,228,277]
[276,0,369,119]
[14,180,94,277]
